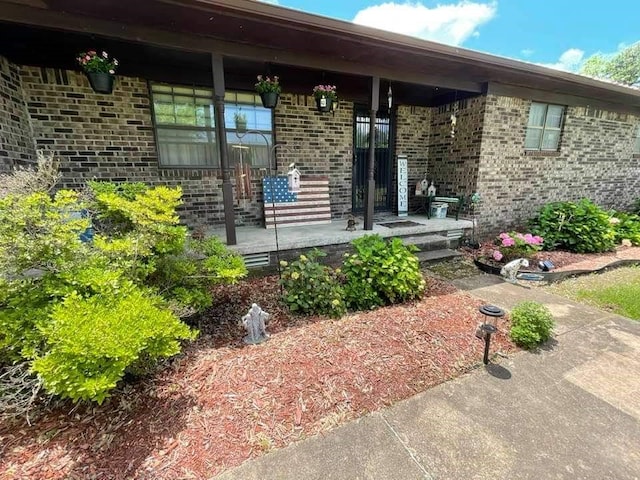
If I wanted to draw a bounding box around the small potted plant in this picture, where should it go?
[255,75,281,109]
[312,85,337,113]
[77,50,118,94]
[234,111,247,133]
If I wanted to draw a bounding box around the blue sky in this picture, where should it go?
[262,0,638,72]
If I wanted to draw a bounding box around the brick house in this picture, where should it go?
[1,0,640,244]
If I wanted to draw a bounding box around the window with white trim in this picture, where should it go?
[525,102,565,151]
[151,84,273,168]
[634,125,640,154]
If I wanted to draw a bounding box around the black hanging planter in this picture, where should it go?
[86,72,115,94]
[260,92,279,109]
[315,96,333,113]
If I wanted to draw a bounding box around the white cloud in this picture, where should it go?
[540,48,585,72]
[352,1,497,46]
[520,48,534,57]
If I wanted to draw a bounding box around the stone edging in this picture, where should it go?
[474,258,640,283]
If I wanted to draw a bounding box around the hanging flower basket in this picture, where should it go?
[260,91,279,109]
[86,72,115,94]
[315,96,333,113]
[255,75,281,109]
[312,85,337,114]
[77,50,118,94]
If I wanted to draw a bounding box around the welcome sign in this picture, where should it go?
[397,155,408,217]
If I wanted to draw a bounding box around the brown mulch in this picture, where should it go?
[0,275,515,480]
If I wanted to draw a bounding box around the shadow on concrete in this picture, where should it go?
[537,337,559,353]
[485,363,512,380]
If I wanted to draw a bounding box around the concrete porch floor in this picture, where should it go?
[209,214,473,255]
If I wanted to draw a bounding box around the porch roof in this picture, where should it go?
[2,0,640,111]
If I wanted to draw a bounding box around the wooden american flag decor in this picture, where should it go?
[262,175,331,228]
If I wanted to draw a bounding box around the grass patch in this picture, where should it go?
[545,266,640,320]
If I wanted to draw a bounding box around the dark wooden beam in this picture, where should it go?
[212,53,236,245]
[364,76,379,231]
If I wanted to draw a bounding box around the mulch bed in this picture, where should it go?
[3,246,639,479]
[11,243,640,480]
[0,274,516,480]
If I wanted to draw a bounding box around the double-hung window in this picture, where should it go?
[634,125,640,154]
[151,84,273,168]
[525,102,565,151]
[152,84,218,167]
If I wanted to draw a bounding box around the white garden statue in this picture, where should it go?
[241,303,270,344]
[500,258,529,284]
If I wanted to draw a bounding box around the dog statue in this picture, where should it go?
[500,258,529,283]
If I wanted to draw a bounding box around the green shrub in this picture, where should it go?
[509,301,555,349]
[280,250,346,318]
[342,235,425,311]
[529,199,616,253]
[0,176,246,405]
[32,285,196,404]
[611,211,640,245]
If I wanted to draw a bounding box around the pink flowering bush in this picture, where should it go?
[77,50,118,74]
[255,75,281,94]
[312,84,337,101]
[493,231,543,262]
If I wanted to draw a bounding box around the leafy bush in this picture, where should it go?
[0,171,246,406]
[280,250,345,318]
[32,285,195,404]
[529,199,616,253]
[342,235,425,310]
[611,211,640,246]
[493,231,544,262]
[509,301,555,349]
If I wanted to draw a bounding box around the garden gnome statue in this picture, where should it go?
[500,258,529,284]
[241,303,270,344]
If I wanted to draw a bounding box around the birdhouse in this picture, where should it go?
[287,163,301,193]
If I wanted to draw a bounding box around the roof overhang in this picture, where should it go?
[2,0,640,111]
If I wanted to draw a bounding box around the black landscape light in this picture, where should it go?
[478,305,505,365]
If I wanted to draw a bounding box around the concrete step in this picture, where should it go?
[397,234,450,251]
[416,248,463,264]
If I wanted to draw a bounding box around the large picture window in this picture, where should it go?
[525,102,565,151]
[151,84,273,168]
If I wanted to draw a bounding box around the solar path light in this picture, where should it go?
[478,305,505,365]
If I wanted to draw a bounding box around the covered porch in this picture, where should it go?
[209,214,473,268]
[0,0,486,245]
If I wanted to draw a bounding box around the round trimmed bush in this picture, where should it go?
[509,301,555,349]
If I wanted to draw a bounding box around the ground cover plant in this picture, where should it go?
[0,158,246,415]
[545,266,640,320]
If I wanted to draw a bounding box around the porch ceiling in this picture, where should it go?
[2,0,640,109]
[0,22,470,107]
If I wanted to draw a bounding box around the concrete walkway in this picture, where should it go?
[216,275,640,480]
